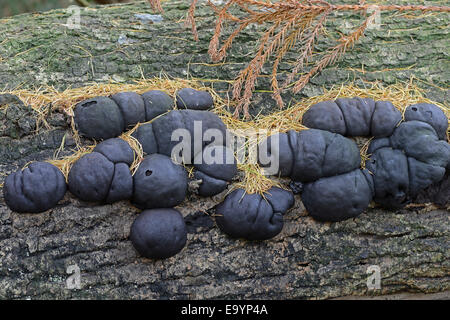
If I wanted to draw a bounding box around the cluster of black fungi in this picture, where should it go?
[3,90,449,259]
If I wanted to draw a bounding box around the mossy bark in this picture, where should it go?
[0,0,449,299]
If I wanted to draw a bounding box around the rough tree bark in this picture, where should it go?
[0,0,448,299]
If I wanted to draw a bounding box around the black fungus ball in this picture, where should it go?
[301,169,373,222]
[215,187,294,240]
[68,151,132,203]
[390,120,450,168]
[335,97,375,136]
[3,162,67,213]
[302,100,346,135]
[141,90,173,121]
[132,154,188,209]
[193,145,237,181]
[258,131,295,177]
[193,171,228,197]
[303,98,402,138]
[130,208,187,259]
[407,156,445,197]
[176,88,214,110]
[74,97,124,140]
[110,92,146,129]
[150,110,186,157]
[367,137,391,154]
[371,101,402,137]
[193,145,237,197]
[150,110,227,160]
[365,147,410,209]
[404,103,448,140]
[92,138,135,165]
[131,123,158,155]
[290,129,360,182]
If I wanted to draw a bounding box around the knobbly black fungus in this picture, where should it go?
[151,110,186,157]
[105,162,134,203]
[131,123,158,155]
[150,110,227,160]
[365,147,410,209]
[92,138,135,166]
[130,208,187,259]
[302,101,346,135]
[176,88,214,110]
[3,162,67,213]
[68,151,132,203]
[335,97,375,136]
[258,131,294,177]
[132,154,187,209]
[404,103,448,140]
[74,97,124,139]
[181,110,228,159]
[390,120,450,168]
[367,137,391,154]
[215,187,294,240]
[407,156,445,197]
[258,129,360,182]
[303,98,402,138]
[194,145,237,181]
[193,145,237,196]
[193,171,228,197]
[301,169,372,222]
[290,129,360,182]
[110,92,146,129]
[141,90,173,121]
[371,101,402,137]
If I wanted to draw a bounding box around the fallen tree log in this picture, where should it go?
[0,0,448,299]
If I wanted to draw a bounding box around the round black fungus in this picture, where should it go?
[365,147,410,209]
[367,137,391,154]
[371,101,402,137]
[215,187,294,240]
[74,96,124,139]
[3,162,67,213]
[194,171,228,197]
[181,110,228,159]
[176,88,214,110]
[407,156,445,197]
[131,123,158,155]
[193,145,237,181]
[258,131,294,177]
[390,120,450,168]
[258,129,360,183]
[68,152,113,202]
[303,98,402,138]
[302,100,346,135]
[92,138,135,166]
[110,92,146,129]
[404,103,448,140]
[132,154,187,209]
[193,145,237,196]
[150,110,186,157]
[290,129,360,182]
[68,152,132,203]
[301,169,373,222]
[150,110,227,160]
[335,97,375,136]
[130,208,187,259]
[105,162,133,203]
[141,90,173,121]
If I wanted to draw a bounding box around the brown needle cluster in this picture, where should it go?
[155,0,450,117]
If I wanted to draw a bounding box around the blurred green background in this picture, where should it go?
[0,0,134,18]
